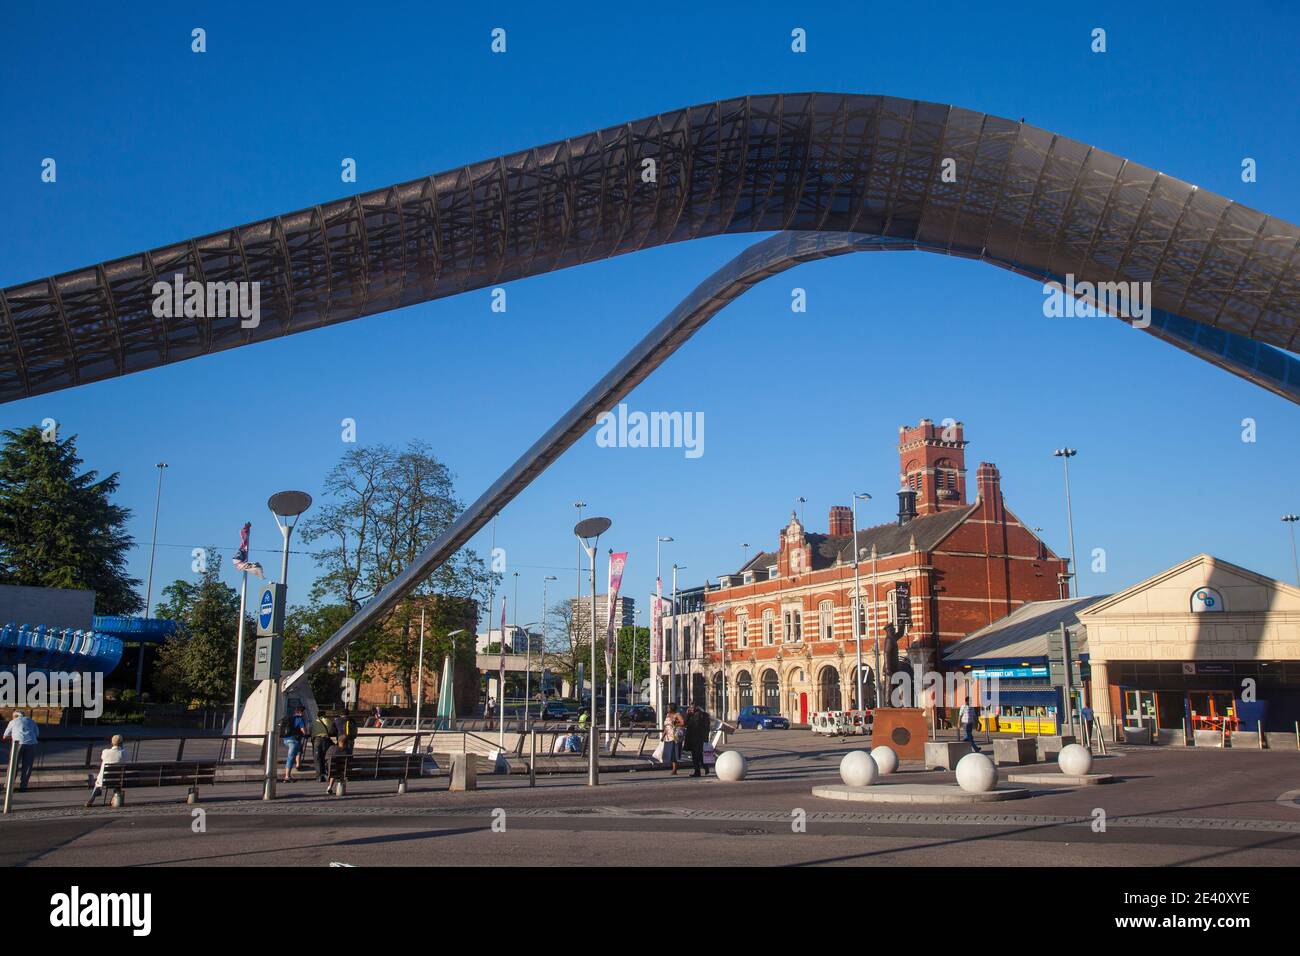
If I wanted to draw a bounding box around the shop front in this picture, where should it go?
[1081,554,1300,740]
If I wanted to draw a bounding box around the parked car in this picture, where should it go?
[736,705,790,730]
[535,700,570,722]
[551,699,581,720]
[618,704,657,727]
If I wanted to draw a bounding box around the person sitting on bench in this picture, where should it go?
[557,725,582,753]
[84,735,126,807]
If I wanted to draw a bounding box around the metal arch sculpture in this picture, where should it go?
[284,228,1297,686]
[3,92,1300,406]
[6,92,1300,686]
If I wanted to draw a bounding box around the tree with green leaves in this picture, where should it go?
[300,441,495,701]
[152,548,247,706]
[0,424,142,614]
[282,601,353,706]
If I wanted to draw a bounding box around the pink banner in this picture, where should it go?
[651,578,662,663]
[605,552,627,669]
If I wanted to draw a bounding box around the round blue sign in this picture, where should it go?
[259,588,275,629]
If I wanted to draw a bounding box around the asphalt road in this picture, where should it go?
[3,730,1298,867]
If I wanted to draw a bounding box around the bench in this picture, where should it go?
[99,760,217,807]
[326,751,423,796]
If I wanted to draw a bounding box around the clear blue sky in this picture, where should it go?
[2,1,1298,634]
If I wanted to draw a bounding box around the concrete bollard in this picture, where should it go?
[450,752,477,791]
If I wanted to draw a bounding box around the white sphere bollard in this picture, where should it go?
[955,752,998,793]
[870,745,899,775]
[839,750,879,788]
[1057,743,1094,776]
[714,750,747,782]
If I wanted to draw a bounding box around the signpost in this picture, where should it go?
[1048,623,1077,738]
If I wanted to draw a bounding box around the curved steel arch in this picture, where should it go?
[3,93,1300,404]
[284,228,1300,686]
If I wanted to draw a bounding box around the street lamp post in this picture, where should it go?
[1053,448,1079,598]
[672,563,686,706]
[1284,515,1300,587]
[656,535,672,717]
[138,461,168,694]
[871,544,880,707]
[575,516,612,786]
[263,489,312,802]
[851,492,871,712]
[415,608,426,732]
[537,575,556,723]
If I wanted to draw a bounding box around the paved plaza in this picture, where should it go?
[4,730,1298,867]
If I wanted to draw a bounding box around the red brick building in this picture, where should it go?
[662,419,1069,722]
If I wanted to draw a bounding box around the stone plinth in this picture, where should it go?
[992,738,1037,765]
[812,782,1029,804]
[925,740,976,770]
[1006,770,1115,786]
[1034,735,1076,762]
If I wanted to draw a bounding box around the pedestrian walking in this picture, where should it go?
[84,734,126,807]
[685,702,711,777]
[322,738,347,796]
[279,705,308,783]
[959,701,980,752]
[2,709,39,791]
[333,710,359,753]
[310,711,336,782]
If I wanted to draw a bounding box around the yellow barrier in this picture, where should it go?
[980,716,1059,734]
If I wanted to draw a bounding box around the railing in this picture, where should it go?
[0,725,668,794]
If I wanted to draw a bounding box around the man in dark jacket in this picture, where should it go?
[685,702,712,777]
[310,712,336,782]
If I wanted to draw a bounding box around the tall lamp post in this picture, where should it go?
[138,461,168,694]
[575,515,612,786]
[537,575,557,720]
[656,536,672,715]
[672,563,687,706]
[263,489,311,802]
[1053,448,1079,598]
[1283,515,1300,587]
[851,492,871,711]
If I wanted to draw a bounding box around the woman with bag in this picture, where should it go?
[661,704,685,775]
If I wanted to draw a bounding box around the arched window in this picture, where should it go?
[763,609,775,646]
[737,670,754,710]
[819,600,834,641]
[761,669,780,712]
[713,616,726,650]
[818,665,842,712]
[737,611,748,648]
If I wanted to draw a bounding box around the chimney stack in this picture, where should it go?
[976,462,1002,519]
[897,488,918,525]
[828,505,852,536]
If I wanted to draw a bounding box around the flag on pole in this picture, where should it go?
[232,522,264,577]
[604,551,628,670]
